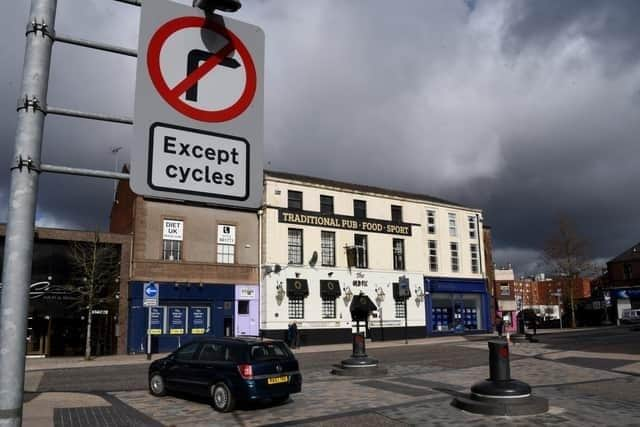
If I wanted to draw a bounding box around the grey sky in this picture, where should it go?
[1,0,638,275]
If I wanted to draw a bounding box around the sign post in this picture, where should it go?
[132,0,264,209]
[398,276,411,344]
[143,282,159,359]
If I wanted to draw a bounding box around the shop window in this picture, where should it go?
[288,228,303,264]
[321,231,335,266]
[320,195,334,215]
[427,210,436,234]
[428,240,438,272]
[163,240,182,261]
[288,190,303,210]
[448,213,457,237]
[450,242,459,273]
[391,205,403,223]
[470,244,479,274]
[238,300,249,315]
[321,298,336,319]
[354,234,368,268]
[393,238,405,270]
[288,297,304,319]
[468,216,477,239]
[353,200,367,219]
[395,300,406,318]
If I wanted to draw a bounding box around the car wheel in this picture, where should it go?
[149,372,167,397]
[272,394,290,405]
[211,382,235,412]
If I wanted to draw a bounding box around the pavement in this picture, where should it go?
[21,325,638,427]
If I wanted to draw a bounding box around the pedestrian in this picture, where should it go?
[496,316,504,337]
[286,322,293,347]
[291,322,299,349]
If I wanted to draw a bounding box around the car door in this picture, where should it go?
[191,343,236,396]
[164,342,201,393]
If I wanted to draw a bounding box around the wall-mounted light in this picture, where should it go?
[275,283,285,300]
[328,271,334,277]
[295,272,301,278]
[375,287,386,298]
[343,286,353,301]
[415,286,424,303]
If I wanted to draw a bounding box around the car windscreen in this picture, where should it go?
[249,342,292,361]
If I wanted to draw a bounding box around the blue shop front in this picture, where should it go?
[424,277,491,335]
[128,281,235,354]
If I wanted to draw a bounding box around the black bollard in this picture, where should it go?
[488,340,510,381]
[352,332,367,358]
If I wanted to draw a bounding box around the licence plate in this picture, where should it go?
[267,375,289,385]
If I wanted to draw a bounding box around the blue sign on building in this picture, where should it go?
[143,282,159,307]
[148,306,164,335]
[190,307,208,334]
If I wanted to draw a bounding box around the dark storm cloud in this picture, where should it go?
[1,0,639,275]
[502,0,640,71]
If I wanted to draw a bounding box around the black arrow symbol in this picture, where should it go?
[185,48,241,102]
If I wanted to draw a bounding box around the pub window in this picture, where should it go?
[427,210,436,234]
[163,240,182,261]
[288,229,303,264]
[288,190,303,210]
[395,300,406,318]
[353,200,367,219]
[470,243,479,274]
[448,213,457,237]
[468,216,477,239]
[321,298,336,319]
[288,297,304,319]
[354,234,368,268]
[428,240,438,272]
[391,205,403,223]
[393,238,405,270]
[320,195,334,215]
[321,231,336,266]
[450,242,459,273]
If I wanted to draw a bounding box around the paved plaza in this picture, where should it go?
[22,328,640,426]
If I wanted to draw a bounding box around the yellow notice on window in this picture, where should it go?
[169,328,184,335]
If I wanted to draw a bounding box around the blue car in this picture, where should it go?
[148,337,302,412]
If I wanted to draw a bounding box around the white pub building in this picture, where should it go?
[260,171,491,345]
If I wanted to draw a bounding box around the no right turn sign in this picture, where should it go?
[132,0,264,208]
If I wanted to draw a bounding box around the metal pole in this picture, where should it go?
[0,1,56,425]
[404,299,408,344]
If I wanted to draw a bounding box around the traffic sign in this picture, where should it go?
[132,0,264,208]
[143,282,159,307]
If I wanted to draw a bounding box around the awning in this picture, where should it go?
[320,280,341,298]
[286,279,309,298]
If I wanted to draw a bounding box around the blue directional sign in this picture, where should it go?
[143,282,159,307]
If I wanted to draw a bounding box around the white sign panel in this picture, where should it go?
[143,282,159,307]
[132,0,264,208]
[163,219,183,241]
[239,287,256,299]
[217,224,236,244]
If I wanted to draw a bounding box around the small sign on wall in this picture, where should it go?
[168,306,187,334]
[217,224,236,244]
[163,220,183,241]
[239,287,256,299]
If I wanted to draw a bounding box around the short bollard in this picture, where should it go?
[452,340,548,416]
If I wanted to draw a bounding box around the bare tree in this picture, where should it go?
[542,216,594,328]
[68,232,119,360]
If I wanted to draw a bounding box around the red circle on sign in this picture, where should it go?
[147,16,257,122]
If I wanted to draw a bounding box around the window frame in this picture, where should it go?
[320,195,334,215]
[391,205,403,223]
[393,238,405,271]
[448,213,457,237]
[470,243,479,274]
[395,300,406,319]
[353,200,367,219]
[288,297,304,319]
[162,239,182,261]
[288,190,303,210]
[321,231,336,267]
[287,228,303,265]
[427,210,436,234]
[468,215,477,239]
[354,234,368,268]
[321,298,337,319]
[450,242,459,273]
[428,240,438,272]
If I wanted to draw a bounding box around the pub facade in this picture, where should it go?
[260,171,490,345]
